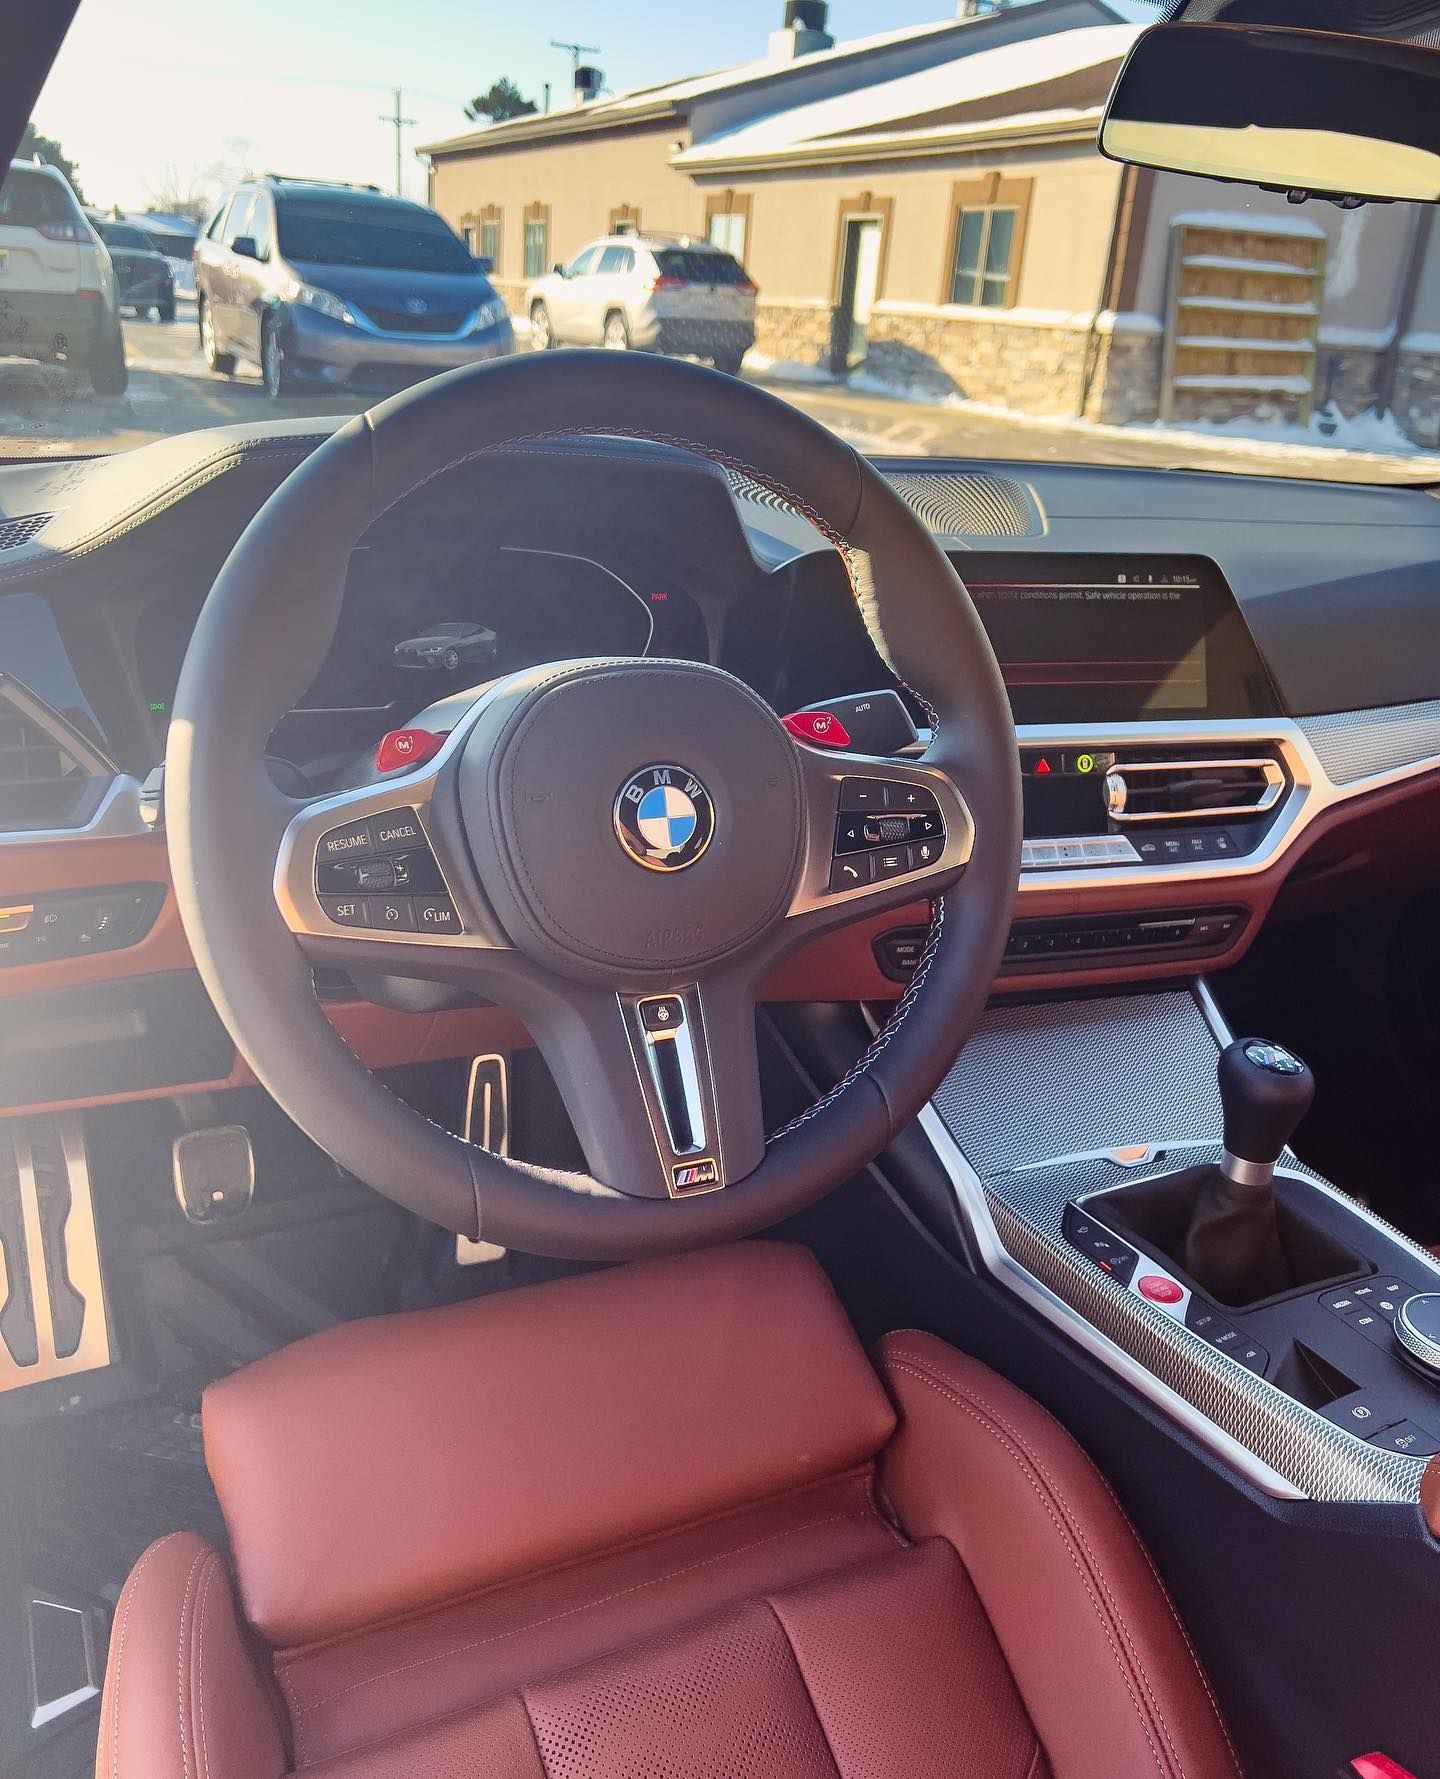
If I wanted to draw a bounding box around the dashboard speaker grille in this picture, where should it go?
[726,469,1042,538]
[0,513,54,551]
[882,472,1043,539]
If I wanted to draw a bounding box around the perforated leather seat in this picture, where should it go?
[97,1244,1243,1778]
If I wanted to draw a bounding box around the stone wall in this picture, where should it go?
[1394,349,1440,448]
[755,298,1168,424]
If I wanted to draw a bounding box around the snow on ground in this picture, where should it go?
[740,350,1440,468]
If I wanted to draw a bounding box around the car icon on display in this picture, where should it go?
[392,622,498,672]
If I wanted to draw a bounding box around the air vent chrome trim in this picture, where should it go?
[0,675,145,844]
[1104,756,1285,824]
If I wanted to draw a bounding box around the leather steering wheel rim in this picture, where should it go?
[166,351,1020,1260]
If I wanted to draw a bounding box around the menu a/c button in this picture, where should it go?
[414,896,461,934]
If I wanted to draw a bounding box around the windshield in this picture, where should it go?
[3,0,1439,483]
[276,196,474,272]
[97,223,154,250]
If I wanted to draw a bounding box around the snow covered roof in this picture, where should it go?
[419,0,1153,159]
[674,23,1142,170]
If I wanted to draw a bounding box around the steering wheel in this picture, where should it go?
[166,352,1020,1260]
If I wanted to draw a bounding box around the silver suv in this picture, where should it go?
[525,234,756,374]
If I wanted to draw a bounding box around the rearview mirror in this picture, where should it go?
[231,235,260,260]
[1100,23,1440,204]
[553,261,567,277]
[472,254,494,275]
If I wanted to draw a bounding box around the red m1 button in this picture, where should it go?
[782,709,852,748]
[376,729,449,773]
[1137,1274,1184,1305]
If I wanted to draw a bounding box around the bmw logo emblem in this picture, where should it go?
[614,764,715,872]
[403,297,429,315]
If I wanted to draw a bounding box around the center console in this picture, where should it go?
[912,985,1440,1504]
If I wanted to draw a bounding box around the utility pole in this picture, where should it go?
[378,87,417,196]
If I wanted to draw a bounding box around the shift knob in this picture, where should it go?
[1218,1038,1315,1185]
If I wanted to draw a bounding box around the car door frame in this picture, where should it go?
[231,189,274,364]
[549,244,601,341]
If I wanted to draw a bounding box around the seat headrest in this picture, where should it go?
[203,1241,896,1647]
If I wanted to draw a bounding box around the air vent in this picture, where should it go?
[0,677,116,834]
[883,472,1043,539]
[1104,756,1285,825]
[0,512,54,551]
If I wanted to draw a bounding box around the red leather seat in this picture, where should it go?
[97,1243,1242,1778]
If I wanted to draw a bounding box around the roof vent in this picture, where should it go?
[0,513,54,552]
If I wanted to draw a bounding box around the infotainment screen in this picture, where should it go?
[957,554,1278,724]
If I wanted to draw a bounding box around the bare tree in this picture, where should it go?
[143,138,257,223]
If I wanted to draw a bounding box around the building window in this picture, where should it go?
[708,211,746,259]
[461,225,476,254]
[523,211,549,279]
[479,217,501,266]
[943,174,1031,310]
[950,207,1016,307]
[610,204,641,236]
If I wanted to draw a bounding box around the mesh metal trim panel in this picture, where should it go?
[882,471,1043,538]
[726,469,1042,538]
[1300,700,1440,785]
[928,991,1438,1502]
[0,513,52,551]
[930,990,1221,1175]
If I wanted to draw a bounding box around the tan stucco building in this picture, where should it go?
[420,1,1440,442]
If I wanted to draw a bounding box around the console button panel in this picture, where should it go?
[0,885,163,967]
[313,809,460,934]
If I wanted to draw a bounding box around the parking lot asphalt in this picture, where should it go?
[0,305,1432,486]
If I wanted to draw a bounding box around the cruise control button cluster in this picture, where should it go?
[314,809,461,936]
[828,779,946,894]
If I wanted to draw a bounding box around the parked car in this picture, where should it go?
[525,233,757,374]
[193,175,512,400]
[0,159,126,393]
[132,210,199,301]
[393,621,497,671]
[92,218,174,319]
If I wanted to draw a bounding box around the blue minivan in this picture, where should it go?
[194,176,512,399]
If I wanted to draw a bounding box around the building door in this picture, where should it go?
[833,216,882,374]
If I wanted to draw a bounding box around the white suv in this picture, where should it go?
[0,160,126,394]
[525,234,756,374]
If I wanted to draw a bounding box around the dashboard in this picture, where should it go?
[0,419,1438,1112]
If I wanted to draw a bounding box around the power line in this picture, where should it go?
[378,87,418,194]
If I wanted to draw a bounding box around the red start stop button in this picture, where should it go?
[1137,1274,1184,1305]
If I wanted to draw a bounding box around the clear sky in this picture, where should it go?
[33,0,964,212]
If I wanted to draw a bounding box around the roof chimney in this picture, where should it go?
[769,1,833,60]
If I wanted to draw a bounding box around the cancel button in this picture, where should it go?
[414,896,461,935]
[374,811,425,852]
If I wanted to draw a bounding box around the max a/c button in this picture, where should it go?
[414,896,461,934]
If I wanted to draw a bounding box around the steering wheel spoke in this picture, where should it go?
[784,745,975,933]
[516,970,765,1201]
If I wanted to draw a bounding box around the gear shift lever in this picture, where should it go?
[1181,1039,1315,1302]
